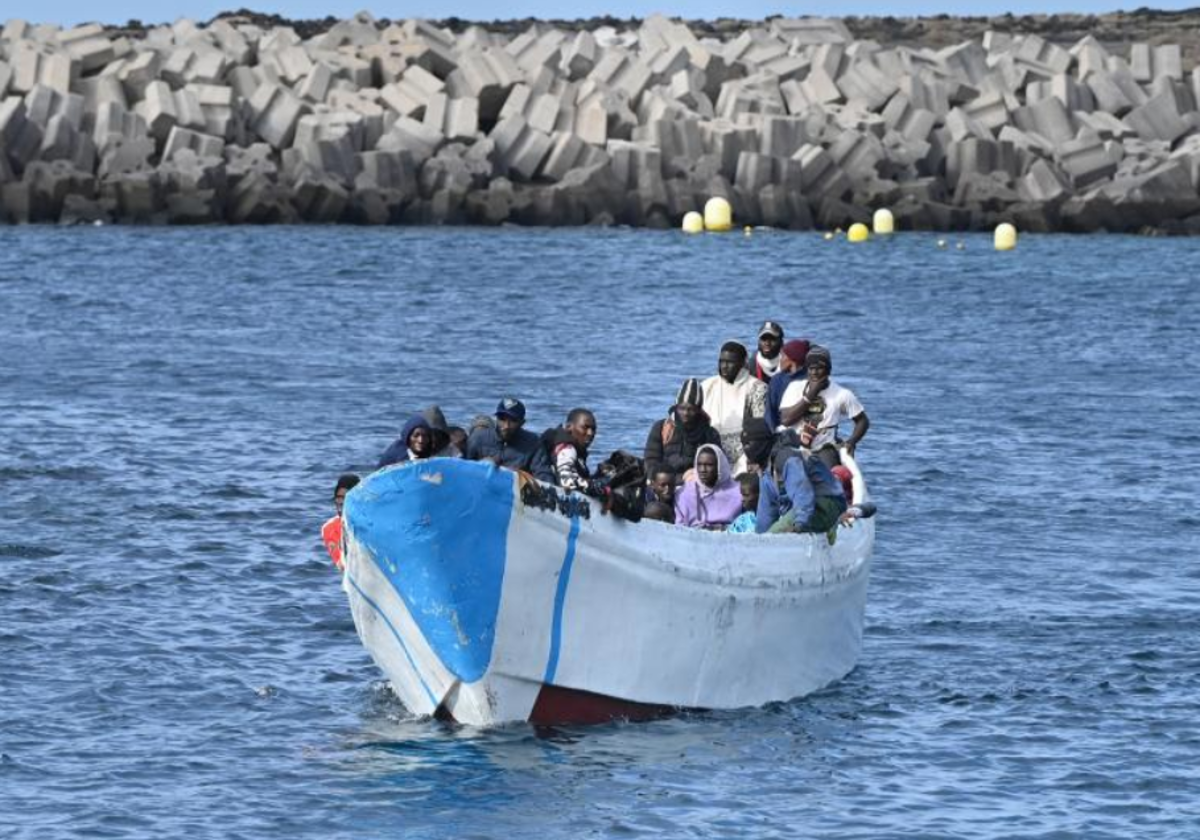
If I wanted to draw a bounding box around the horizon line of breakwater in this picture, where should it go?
[2,14,1200,233]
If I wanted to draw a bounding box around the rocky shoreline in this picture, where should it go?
[3,10,1200,232]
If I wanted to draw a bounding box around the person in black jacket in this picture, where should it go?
[643,378,722,483]
[465,397,555,483]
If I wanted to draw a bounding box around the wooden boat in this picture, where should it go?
[341,455,874,726]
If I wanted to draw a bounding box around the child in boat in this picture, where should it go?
[727,473,760,533]
[322,473,360,570]
[643,501,674,523]
[645,467,677,507]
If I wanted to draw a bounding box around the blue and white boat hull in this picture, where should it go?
[342,457,874,726]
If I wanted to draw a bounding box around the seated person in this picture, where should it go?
[643,500,674,523]
[321,473,360,570]
[378,415,435,467]
[738,401,776,476]
[756,417,847,534]
[675,444,743,530]
[764,339,810,431]
[727,473,760,534]
[644,378,722,482]
[543,408,607,498]
[466,397,554,482]
[749,320,785,381]
[645,467,677,507]
[448,426,469,457]
[701,341,767,470]
[422,405,462,458]
[778,346,869,468]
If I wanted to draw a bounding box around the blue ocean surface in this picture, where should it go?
[1,225,1197,839]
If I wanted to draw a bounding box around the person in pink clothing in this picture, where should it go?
[674,444,743,530]
[321,473,360,570]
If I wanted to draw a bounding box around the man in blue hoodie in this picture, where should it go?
[377,415,435,468]
[466,397,555,482]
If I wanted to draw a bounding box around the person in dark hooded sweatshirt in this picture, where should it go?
[377,415,436,468]
[643,378,722,483]
[421,405,462,458]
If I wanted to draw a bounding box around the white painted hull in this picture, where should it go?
[342,456,873,726]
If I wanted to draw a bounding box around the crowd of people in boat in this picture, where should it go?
[322,320,876,568]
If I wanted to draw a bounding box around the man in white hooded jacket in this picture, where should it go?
[701,341,767,473]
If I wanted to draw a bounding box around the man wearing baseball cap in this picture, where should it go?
[465,397,555,482]
[749,320,785,382]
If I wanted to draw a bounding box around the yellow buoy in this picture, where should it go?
[872,208,895,235]
[703,197,733,232]
[937,239,947,249]
[956,241,965,250]
[681,211,703,234]
[847,223,870,243]
[823,231,835,241]
[994,223,1018,251]
[744,225,753,235]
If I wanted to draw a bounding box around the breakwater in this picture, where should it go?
[2,12,1200,231]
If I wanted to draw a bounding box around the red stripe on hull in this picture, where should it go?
[529,684,676,725]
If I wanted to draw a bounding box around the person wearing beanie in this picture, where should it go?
[779,345,870,468]
[465,397,555,483]
[701,341,767,472]
[643,377,722,483]
[764,338,811,432]
[749,320,786,382]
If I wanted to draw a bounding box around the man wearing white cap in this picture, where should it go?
[749,320,785,382]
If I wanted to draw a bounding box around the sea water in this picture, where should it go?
[1,226,1198,838]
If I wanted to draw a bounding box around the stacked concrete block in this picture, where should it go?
[9,42,75,94]
[162,126,224,161]
[1,97,44,170]
[1057,134,1122,188]
[380,65,445,120]
[248,83,304,149]
[2,14,1200,230]
[446,48,522,121]
[1125,91,1190,144]
[561,32,598,80]
[588,52,653,106]
[376,115,442,166]
[837,59,898,111]
[489,115,552,181]
[1131,44,1182,84]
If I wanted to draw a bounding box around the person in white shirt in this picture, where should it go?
[701,341,767,473]
[777,345,869,468]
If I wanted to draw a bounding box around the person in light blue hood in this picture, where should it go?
[377,415,434,468]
